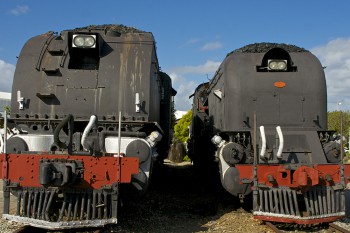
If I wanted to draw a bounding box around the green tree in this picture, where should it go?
[0,106,10,128]
[173,110,192,143]
[327,110,350,147]
[328,111,350,133]
[3,106,10,114]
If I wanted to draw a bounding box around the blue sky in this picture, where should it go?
[1,1,350,111]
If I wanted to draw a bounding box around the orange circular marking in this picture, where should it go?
[274,81,286,88]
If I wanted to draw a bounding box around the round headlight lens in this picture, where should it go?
[277,61,287,70]
[269,61,278,70]
[73,36,85,47]
[84,36,96,47]
[268,59,287,71]
[72,35,96,48]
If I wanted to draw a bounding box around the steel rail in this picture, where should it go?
[265,222,283,233]
[329,223,350,233]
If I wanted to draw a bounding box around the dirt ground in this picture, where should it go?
[110,161,272,233]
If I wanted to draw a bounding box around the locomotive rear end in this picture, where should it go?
[0,25,175,229]
[189,43,350,224]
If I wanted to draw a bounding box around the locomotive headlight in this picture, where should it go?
[72,34,96,48]
[277,61,287,70]
[73,36,85,47]
[268,59,287,71]
[269,61,278,70]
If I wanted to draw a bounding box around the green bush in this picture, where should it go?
[172,110,192,162]
[173,110,192,143]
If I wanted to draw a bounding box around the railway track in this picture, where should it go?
[265,222,283,233]
[329,223,350,233]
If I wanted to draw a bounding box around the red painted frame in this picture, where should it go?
[0,153,139,189]
[236,164,350,224]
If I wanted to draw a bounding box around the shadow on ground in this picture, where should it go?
[113,161,242,233]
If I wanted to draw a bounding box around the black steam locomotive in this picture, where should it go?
[188,43,350,224]
[0,24,175,229]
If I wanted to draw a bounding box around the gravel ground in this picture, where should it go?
[0,161,349,233]
[109,160,272,233]
[0,219,25,233]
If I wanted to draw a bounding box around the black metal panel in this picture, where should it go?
[11,28,163,123]
[219,51,327,131]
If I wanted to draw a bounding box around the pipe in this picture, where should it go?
[3,109,7,153]
[53,114,74,150]
[81,115,97,151]
[0,125,4,153]
[118,112,122,156]
[259,126,266,158]
[276,126,284,158]
[253,112,258,211]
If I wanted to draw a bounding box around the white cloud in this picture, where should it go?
[178,38,200,49]
[170,60,221,75]
[201,42,222,51]
[10,5,30,16]
[0,60,15,92]
[184,38,200,46]
[311,38,350,111]
[168,60,221,110]
[169,72,197,111]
